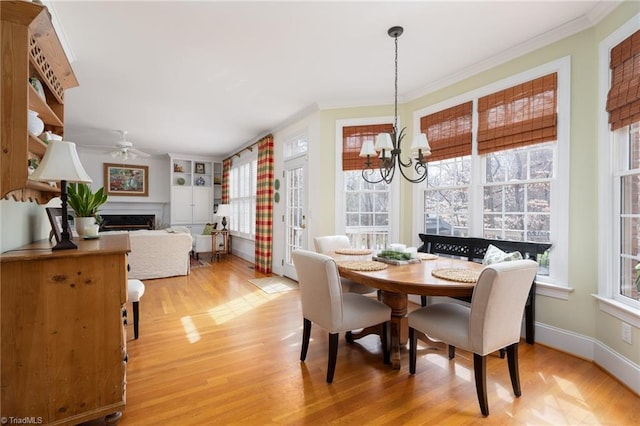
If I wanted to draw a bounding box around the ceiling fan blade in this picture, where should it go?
[129,147,150,157]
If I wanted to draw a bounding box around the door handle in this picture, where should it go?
[300,223,306,229]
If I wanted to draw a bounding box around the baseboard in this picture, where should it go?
[535,322,640,395]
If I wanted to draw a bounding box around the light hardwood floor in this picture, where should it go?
[89,255,638,425]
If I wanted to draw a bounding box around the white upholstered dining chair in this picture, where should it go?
[313,235,376,295]
[408,259,538,416]
[292,249,391,383]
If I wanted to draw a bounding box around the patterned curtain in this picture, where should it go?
[222,158,231,204]
[254,135,274,273]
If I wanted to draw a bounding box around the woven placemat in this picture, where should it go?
[431,268,479,283]
[416,253,438,261]
[337,260,388,272]
[335,248,372,255]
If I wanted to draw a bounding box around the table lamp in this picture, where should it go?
[29,140,93,250]
[216,204,230,230]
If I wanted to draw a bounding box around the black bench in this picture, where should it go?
[418,233,552,345]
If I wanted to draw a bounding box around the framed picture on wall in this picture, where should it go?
[195,162,205,174]
[104,163,149,196]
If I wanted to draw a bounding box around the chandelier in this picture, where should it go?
[359,26,431,184]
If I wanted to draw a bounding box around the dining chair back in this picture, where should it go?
[313,235,376,295]
[292,249,391,383]
[313,235,351,253]
[408,259,538,416]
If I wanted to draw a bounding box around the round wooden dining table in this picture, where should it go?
[335,254,485,369]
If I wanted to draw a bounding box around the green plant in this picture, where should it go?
[67,183,108,218]
[635,263,640,291]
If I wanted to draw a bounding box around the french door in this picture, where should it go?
[282,156,308,280]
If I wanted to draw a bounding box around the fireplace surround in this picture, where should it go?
[100,214,155,232]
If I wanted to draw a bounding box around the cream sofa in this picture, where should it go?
[113,229,193,280]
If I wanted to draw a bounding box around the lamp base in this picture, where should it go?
[221,216,227,230]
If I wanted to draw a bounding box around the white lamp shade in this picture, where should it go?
[410,133,431,151]
[216,204,231,218]
[359,140,377,157]
[29,140,92,183]
[374,133,393,151]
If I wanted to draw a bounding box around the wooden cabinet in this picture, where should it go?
[1,234,130,425]
[1,1,78,204]
[169,155,221,229]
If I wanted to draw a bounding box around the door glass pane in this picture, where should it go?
[285,167,304,264]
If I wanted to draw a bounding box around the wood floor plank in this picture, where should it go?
[82,255,639,425]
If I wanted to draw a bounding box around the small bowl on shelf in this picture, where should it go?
[177,177,186,186]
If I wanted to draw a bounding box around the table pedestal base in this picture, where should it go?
[348,290,408,370]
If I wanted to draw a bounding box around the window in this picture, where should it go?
[614,123,640,305]
[600,24,640,311]
[336,119,398,248]
[229,156,257,238]
[422,102,473,237]
[415,59,569,289]
[345,171,389,249]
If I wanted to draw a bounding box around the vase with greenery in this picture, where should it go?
[67,183,108,237]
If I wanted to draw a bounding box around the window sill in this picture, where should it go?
[536,280,573,300]
[592,294,640,327]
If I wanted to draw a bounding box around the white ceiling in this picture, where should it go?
[48,0,619,159]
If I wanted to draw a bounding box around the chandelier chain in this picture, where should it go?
[394,34,399,133]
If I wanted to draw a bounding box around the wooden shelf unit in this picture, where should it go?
[1,0,78,204]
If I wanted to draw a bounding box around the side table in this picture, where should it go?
[211,229,229,261]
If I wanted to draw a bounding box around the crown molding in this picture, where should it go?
[406,1,623,102]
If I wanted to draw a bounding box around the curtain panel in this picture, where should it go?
[477,73,557,155]
[222,158,231,204]
[255,135,274,273]
[419,101,473,162]
[342,123,394,171]
[606,29,640,131]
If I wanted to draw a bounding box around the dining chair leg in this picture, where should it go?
[473,353,489,416]
[409,327,417,374]
[300,318,312,361]
[420,295,427,307]
[506,343,521,396]
[448,345,456,359]
[327,333,339,383]
[381,321,390,365]
[132,300,140,339]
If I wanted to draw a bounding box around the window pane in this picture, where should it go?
[424,157,470,237]
[343,169,389,249]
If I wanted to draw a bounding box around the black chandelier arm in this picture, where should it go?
[361,156,396,184]
[396,159,428,183]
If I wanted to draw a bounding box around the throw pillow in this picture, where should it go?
[482,244,523,265]
[202,223,214,235]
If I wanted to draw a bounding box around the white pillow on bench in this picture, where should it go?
[482,244,523,265]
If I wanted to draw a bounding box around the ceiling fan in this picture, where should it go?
[107,130,151,160]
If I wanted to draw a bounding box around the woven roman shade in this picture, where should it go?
[477,73,557,155]
[342,123,394,171]
[419,101,472,161]
[606,30,640,131]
